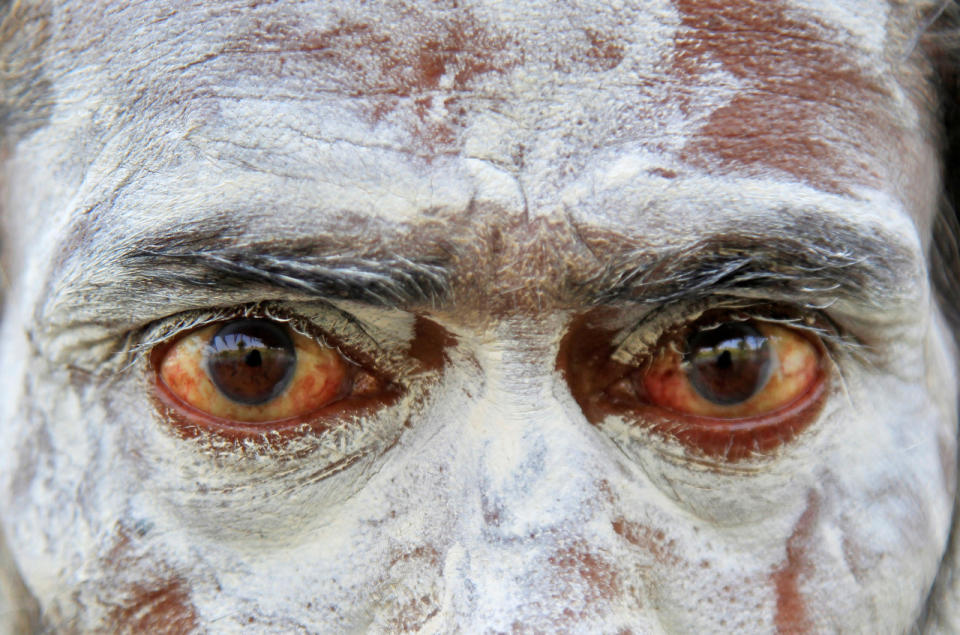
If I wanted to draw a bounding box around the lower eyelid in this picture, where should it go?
[151,366,405,443]
[634,363,830,461]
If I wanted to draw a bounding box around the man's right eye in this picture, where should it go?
[152,317,392,436]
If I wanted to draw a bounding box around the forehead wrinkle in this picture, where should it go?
[37,2,677,205]
[34,0,937,229]
[171,3,677,168]
[28,1,939,326]
[178,1,931,218]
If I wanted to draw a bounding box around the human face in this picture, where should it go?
[0,0,956,631]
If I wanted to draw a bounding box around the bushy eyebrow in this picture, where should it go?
[116,211,918,313]
[41,204,922,354]
[127,238,451,308]
[586,220,918,312]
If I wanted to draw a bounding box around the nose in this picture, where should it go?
[420,319,666,632]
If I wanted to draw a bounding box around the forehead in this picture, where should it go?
[6,0,941,295]
[4,0,937,329]
[40,0,932,197]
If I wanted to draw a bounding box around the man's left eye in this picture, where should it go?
[562,308,830,462]
[634,319,823,418]
[153,318,384,433]
[602,313,828,460]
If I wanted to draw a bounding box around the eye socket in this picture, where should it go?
[560,309,829,461]
[153,317,391,435]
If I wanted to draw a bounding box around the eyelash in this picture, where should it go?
[138,299,856,399]
[138,294,864,471]
[141,303,414,465]
[134,301,373,365]
[611,296,859,370]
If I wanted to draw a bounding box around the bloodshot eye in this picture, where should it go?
[683,322,772,405]
[559,310,829,461]
[622,316,826,459]
[153,317,391,436]
[635,318,823,421]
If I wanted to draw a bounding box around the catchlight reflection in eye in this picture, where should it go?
[154,318,380,430]
[684,322,772,405]
[206,320,297,405]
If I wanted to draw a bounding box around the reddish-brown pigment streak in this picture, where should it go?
[100,525,199,633]
[611,518,679,566]
[548,542,622,602]
[648,167,679,179]
[409,315,457,372]
[380,546,443,631]
[584,29,626,71]
[771,493,819,633]
[539,539,628,626]
[241,12,521,152]
[672,0,889,193]
[110,580,199,634]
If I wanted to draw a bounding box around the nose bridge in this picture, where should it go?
[466,319,601,515]
[431,320,665,631]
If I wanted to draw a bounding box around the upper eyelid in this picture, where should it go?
[133,301,377,363]
[610,298,744,364]
[610,298,863,367]
[134,308,240,357]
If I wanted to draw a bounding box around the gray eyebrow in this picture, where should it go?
[125,210,917,314]
[127,240,452,308]
[42,205,922,351]
[587,216,918,312]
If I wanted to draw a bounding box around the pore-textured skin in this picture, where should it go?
[0,0,957,632]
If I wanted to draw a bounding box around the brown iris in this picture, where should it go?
[683,322,772,405]
[205,320,296,405]
[558,310,827,461]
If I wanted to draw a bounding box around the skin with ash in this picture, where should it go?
[1,0,959,632]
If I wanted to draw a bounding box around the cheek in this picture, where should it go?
[0,365,137,626]
[600,504,786,631]
[5,308,955,632]
[780,386,955,628]
[101,533,199,633]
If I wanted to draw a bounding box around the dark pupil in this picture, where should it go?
[683,322,772,406]
[205,320,296,405]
